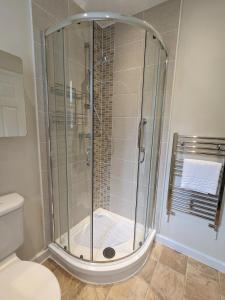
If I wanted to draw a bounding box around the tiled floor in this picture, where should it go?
[43,243,225,300]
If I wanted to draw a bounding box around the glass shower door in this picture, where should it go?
[46,29,70,251]
[46,22,94,260]
[63,22,94,260]
[134,33,166,249]
[144,48,167,235]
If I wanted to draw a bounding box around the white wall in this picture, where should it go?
[159,0,225,268]
[0,0,44,259]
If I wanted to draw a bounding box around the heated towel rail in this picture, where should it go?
[167,133,225,232]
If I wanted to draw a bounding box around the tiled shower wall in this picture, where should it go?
[66,23,93,229]
[109,23,145,220]
[93,23,114,210]
[100,25,114,209]
[109,0,181,222]
[45,21,94,238]
[93,23,102,209]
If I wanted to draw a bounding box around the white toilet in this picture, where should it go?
[0,193,61,300]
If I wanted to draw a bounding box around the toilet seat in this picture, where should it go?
[0,255,61,300]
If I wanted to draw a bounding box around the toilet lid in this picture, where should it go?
[0,259,61,300]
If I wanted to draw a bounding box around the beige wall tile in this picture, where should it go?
[161,29,178,61]
[111,158,137,182]
[33,0,67,20]
[112,93,140,117]
[114,40,144,72]
[109,194,136,220]
[68,0,83,16]
[32,2,58,44]
[163,61,175,119]
[113,68,142,94]
[112,138,138,162]
[66,28,87,66]
[145,37,161,67]
[112,117,139,139]
[111,20,142,219]
[143,65,158,92]
[69,61,85,90]
[114,23,145,47]
[143,0,181,34]
[110,177,136,202]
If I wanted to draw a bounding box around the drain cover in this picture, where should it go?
[103,247,116,259]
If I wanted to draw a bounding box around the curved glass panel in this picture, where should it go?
[134,32,161,250]
[46,29,70,252]
[46,15,167,262]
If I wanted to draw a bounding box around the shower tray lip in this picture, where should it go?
[48,229,155,284]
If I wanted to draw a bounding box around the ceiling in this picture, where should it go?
[74,0,168,16]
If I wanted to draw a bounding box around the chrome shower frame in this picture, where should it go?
[44,11,168,283]
[45,11,168,55]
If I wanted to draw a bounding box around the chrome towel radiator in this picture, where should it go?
[167,133,225,232]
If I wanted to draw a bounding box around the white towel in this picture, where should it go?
[181,159,222,195]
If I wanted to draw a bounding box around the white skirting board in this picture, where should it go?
[156,234,225,273]
[31,248,50,264]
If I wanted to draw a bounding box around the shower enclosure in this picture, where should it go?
[45,12,167,283]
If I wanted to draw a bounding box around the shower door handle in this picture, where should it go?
[138,118,147,163]
[140,147,145,163]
